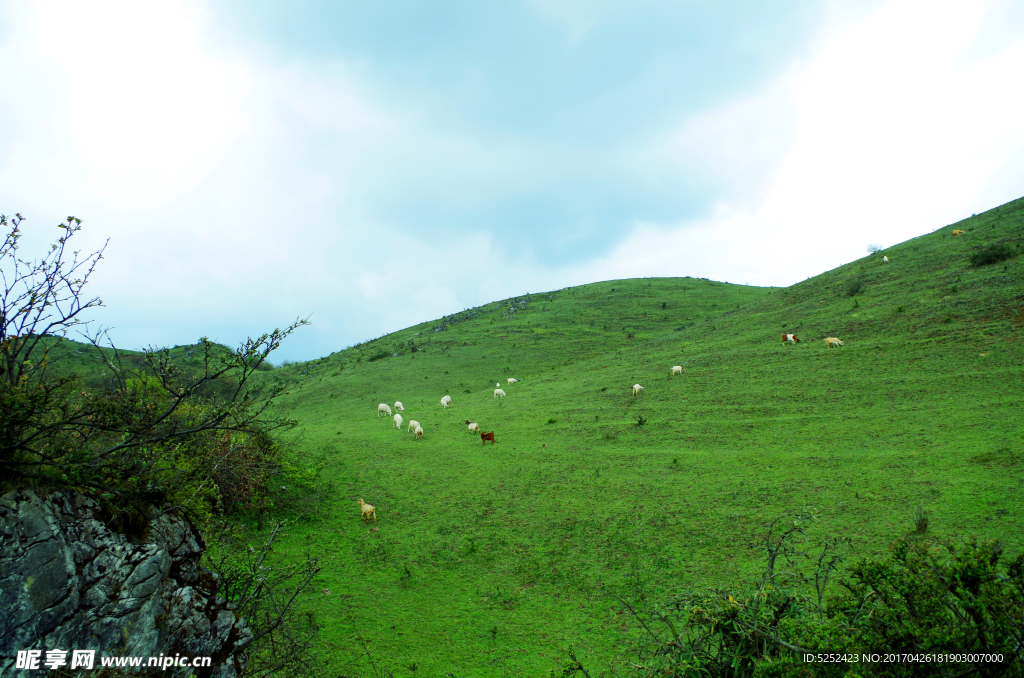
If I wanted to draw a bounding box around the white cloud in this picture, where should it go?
[588,0,1024,287]
[26,1,251,210]
[530,0,616,42]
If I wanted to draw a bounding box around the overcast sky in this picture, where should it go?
[2,0,1023,362]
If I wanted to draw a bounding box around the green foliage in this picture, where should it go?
[829,537,1024,673]
[846,279,864,296]
[622,511,832,678]
[0,213,308,516]
[914,504,929,534]
[970,243,1017,267]
[547,646,593,677]
[204,522,324,677]
[624,516,1024,678]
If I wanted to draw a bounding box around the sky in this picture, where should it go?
[1,0,1023,362]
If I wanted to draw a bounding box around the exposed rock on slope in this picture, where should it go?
[0,490,250,677]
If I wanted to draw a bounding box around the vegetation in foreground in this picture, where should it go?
[256,197,1024,676]
[617,513,1023,677]
[0,213,322,676]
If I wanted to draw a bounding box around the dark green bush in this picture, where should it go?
[970,243,1016,267]
[846,279,864,297]
[624,512,1024,677]
[913,504,929,533]
[831,537,1024,673]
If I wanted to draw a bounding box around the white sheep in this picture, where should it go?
[394,401,405,412]
[824,337,844,349]
[465,420,480,433]
[494,388,506,398]
[407,419,421,433]
[377,403,392,417]
[506,377,519,385]
[670,366,684,376]
[882,256,889,263]
[414,425,424,440]
[394,413,403,430]
[496,382,501,388]
[440,395,453,409]
[632,384,644,396]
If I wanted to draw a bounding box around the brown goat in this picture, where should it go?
[480,431,495,445]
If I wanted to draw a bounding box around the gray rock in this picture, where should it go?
[0,490,250,677]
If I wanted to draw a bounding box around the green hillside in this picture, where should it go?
[262,198,1024,676]
[27,336,266,400]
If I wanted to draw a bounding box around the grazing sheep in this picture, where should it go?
[414,425,424,440]
[358,498,377,524]
[377,403,393,417]
[506,378,520,384]
[440,395,453,408]
[481,431,495,445]
[494,388,506,398]
[882,256,889,263]
[824,337,844,349]
[465,420,481,433]
[394,413,403,430]
[670,365,684,376]
[407,419,421,433]
[782,333,800,345]
[496,382,501,388]
[394,401,405,412]
[632,384,644,396]
[951,229,965,237]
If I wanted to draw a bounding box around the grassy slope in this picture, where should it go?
[264,198,1024,677]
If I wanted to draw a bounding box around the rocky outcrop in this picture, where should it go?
[0,490,251,677]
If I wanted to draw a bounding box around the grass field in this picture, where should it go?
[256,197,1024,676]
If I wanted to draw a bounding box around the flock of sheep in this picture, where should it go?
[360,323,854,522]
[354,234,996,522]
[373,376,524,452]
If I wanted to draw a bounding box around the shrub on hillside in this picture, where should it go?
[846,279,864,297]
[970,243,1017,267]
[623,511,1024,677]
[828,537,1024,672]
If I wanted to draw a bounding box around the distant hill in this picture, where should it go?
[34,337,269,400]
